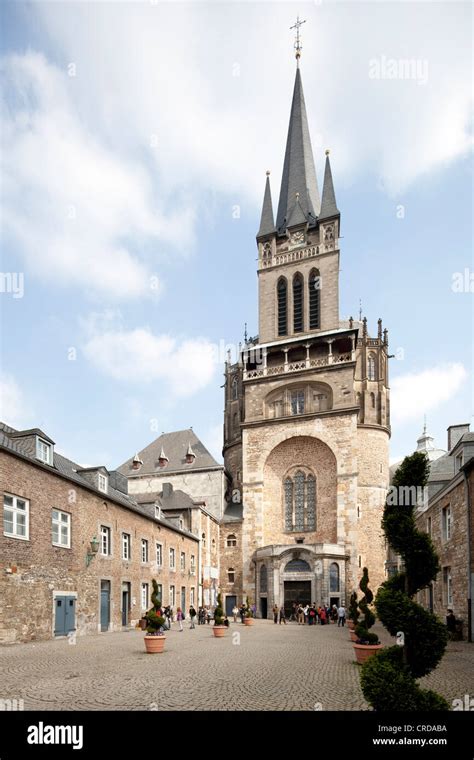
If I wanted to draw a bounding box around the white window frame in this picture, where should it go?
[52,509,71,548]
[3,493,29,540]
[190,587,195,606]
[226,534,237,547]
[141,538,149,564]
[36,437,52,465]
[169,547,175,570]
[190,554,196,574]
[156,542,163,567]
[442,505,452,541]
[141,582,149,610]
[98,473,108,493]
[444,567,453,606]
[100,525,111,556]
[180,551,185,571]
[122,532,131,560]
[169,585,175,607]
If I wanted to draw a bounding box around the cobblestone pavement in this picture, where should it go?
[0,621,472,711]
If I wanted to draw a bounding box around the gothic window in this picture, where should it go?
[226,534,237,547]
[370,392,375,409]
[202,533,206,548]
[228,568,235,583]
[329,562,340,592]
[260,565,267,593]
[231,376,238,400]
[277,278,287,336]
[284,559,311,572]
[290,389,305,415]
[293,273,304,332]
[324,225,334,242]
[284,478,293,530]
[306,475,316,530]
[283,470,317,533]
[309,269,321,329]
[368,354,376,381]
[273,399,283,418]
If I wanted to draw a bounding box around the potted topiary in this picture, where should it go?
[243,596,254,626]
[348,590,359,641]
[212,593,227,638]
[144,579,166,653]
[353,567,382,664]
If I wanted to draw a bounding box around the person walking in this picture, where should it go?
[176,607,184,631]
[206,606,212,625]
[239,604,246,624]
[273,604,279,624]
[308,605,316,626]
[279,606,287,625]
[337,604,346,627]
[297,604,304,625]
[319,606,327,625]
[232,605,239,623]
[189,605,197,629]
[303,604,309,624]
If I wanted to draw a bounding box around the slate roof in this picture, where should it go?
[135,489,200,512]
[117,428,222,476]
[256,173,275,238]
[276,67,320,234]
[319,153,339,220]
[0,422,198,540]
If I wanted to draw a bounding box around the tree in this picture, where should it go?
[214,593,224,626]
[145,579,165,635]
[355,568,379,644]
[361,451,449,711]
[348,591,359,626]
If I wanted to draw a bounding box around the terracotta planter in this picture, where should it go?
[353,643,383,665]
[144,635,166,653]
[213,626,227,638]
[349,630,358,642]
[243,617,254,626]
[347,620,355,631]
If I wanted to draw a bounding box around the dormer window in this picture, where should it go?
[98,473,108,493]
[158,446,169,468]
[36,438,52,465]
[185,443,196,465]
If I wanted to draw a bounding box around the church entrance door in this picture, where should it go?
[284,581,311,617]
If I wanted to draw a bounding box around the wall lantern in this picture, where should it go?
[86,536,100,567]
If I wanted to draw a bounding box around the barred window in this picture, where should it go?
[293,273,304,332]
[283,470,317,533]
[309,269,321,329]
[277,278,287,336]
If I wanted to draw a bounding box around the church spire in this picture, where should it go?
[319,150,339,220]
[275,66,320,234]
[256,171,275,238]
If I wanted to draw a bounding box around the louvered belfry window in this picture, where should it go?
[309,269,321,329]
[293,273,303,332]
[277,278,287,336]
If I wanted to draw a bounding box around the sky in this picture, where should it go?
[0,0,472,470]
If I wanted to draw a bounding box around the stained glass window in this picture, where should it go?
[260,565,267,592]
[294,471,305,531]
[284,478,293,530]
[329,562,340,592]
[306,475,316,530]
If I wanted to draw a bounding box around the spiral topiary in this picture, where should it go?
[348,591,359,627]
[360,451,449,711]
[214,593,224,626]
[145,578,165,635]
[355,568,379,645]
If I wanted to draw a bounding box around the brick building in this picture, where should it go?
[415,424,474,641]
[222,58,390,617]
[0,423,200,643]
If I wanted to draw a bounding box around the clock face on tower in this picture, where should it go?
[290,230,305,247]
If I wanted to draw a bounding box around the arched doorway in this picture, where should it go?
[283,558,312,617]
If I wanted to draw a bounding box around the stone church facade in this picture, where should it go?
[222,64,391,617]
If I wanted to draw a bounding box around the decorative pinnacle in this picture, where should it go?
[325,149,330,155]
[266,169,271,176]
[290,16,306,65]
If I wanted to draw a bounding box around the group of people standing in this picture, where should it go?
[272,602,346,626]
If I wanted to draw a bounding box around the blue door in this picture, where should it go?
[100,581,110,632]
[54,596,76,636]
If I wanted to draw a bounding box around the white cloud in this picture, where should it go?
[81,313,216,397]
[0,374,32,428]
[391,363,468,424]
[1,2,471,301]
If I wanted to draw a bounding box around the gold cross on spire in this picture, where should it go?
[290,15,306,65]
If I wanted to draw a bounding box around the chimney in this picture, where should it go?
[162,482,173,499]
[447,424,470,452]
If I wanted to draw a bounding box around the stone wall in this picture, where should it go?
[127,468,225,520]
[0,451,199,643]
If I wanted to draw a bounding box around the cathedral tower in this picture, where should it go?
[222,54,390,617]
